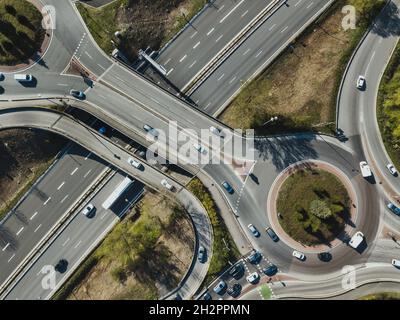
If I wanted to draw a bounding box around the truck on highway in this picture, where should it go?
[359,161,372,178]
[349,231,364,249]
[102,176,133,210]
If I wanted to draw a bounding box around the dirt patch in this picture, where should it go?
[0,129,67,220]
[66,192,195,300]
[220,0,385,135]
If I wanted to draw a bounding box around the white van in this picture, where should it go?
[14,74,33,82]
[349,231,364,249]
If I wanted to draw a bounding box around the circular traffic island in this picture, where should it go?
[0,0,46,66]
[276,165,351,247]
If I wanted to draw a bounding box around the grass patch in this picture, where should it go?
[0,0,45,65]
[360,292,400,300]
[377,41,400,170]
[77,0,207,61]
[54,193,194,300]
[187,178,240,284]
[220,0,385,135]
[277,168,351,246]
[260,284,272,300]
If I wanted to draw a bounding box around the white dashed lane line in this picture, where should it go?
[219,0,245,23]
[307,2,314,9]
[60,194,69,204]
[2,243,10,252]
[57,182,65,190]
[70,167,78,176]
[43,197,51,206]
[179,54,187,62]
[30,211,38,221]
[207,27,215,36]
[269,24,276,31]
[215,34,223,42]
[34,224,42,233]
[74,240,82,249]
[193,41,200,49]
[83,169,92,178]
[8,254,15,263]
[281,26,288,33]
[188,60,197,69]
[16,227,24,236]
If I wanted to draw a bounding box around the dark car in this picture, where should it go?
[248,250,262,264]
[265,227,279,242]
[55,259,68,273]
[388,202,400,216]
[318,252,332,262]
[203,292,212,300]
[262,264,278,277]
[222,181,234,194]
[227,283,242,298]
[198,246,206,263]
[213,280,227,295]
[228,263,244,279]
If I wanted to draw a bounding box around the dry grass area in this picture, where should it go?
[65,192,194,300]
[77,0,206,61]
[221,0,385,135]
[0,129,66,221]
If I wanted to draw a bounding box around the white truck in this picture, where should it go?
[349,231,364,249]
[359,161,372,178]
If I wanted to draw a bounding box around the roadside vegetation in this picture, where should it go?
[77,0,207,61]
[220,0,385,135]
[377,42,400,170]
[54,192,194,300]
[0,129,66,222]
[188,178,240,284]
[0,0,45,65]
[360,292,400,300]
[277,168,351,246]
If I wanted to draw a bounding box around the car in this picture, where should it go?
[392,259,400,268]
[227,283,242,298]
[222,181,234,194]
[143,124,159,138]
[248,250,262,264]
[265,227,279,242]
[193,143,207,154]
[213,280,227,295]
[356,75,365,89]
[210,126,224,138]
[98,127,106,135]
[54,259,68,273]
[198,246,206,263]
[292,250,306,261]
[349,231,364,249]
[203,292,212,300]
[161,179,174,191]
[262,264,278,277]
[174,293,182,300]
[127,157,142,169]
[387,202,400,216]
[387,163,398,176]
[14,74,33,82]
[247,224,260,237]
[0,73,4,81]
[81,203,95,217]
[69,89,85,99]
[318,252,332,262]
[228,263,244,279]
[246,272,260,284]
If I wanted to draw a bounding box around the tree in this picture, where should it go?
[309,199,332,219]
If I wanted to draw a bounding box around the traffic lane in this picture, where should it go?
[0,144,109,285]
[160,0,275,88]
[190,0,331,114]
[5,172,144,300]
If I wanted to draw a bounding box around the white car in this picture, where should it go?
[387,163,398,176]
[161,179,174,191]
[356,75,365,89]
[210,126,223,138]
[246,272,260,284]
[292,250,305,261]
[392,259,400,268]
[143,124,159,138]
[193,143,207,154]
[127,157,142,169]
[81,203,95,217]
[349,231,364,249]
[247,224,260,237]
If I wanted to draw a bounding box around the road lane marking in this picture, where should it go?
[307,2,313,9]
[101,213,107,220]
[84,152,92,160]
[57,83,68,87]
[8,254,15,263]
[193,41,200,49]
[34,224,42,233]
[243,48,251,56]
[241,10,248,18]
[2,243,10,251]
[70,167,78,175]
[207,27,215,36]
[269,24,276,31]
[84,169,92,178]
[205,102,211,110]
[229,76,237,84]
[85,51,93,59]
[281,26,288,33]
[167,68,174,76]
[62,238,70,247]
[16,227,24,236]
[215,34,223,42]
[30,211,38,220]
[57,182,65,190]
[179,54,187,62]
[217,74,225,81]
[97,64,106,70]
[218,4,225,11]
[60,194,69,204]
[43,197,51,206]
[365,51,376,75]
[255,50,263,58]
[164,58,171,66]
[74,240,82,249]
[188,60,197,69]
[190,31,198,39]
[220,0,245,23]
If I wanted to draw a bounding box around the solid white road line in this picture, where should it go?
[30,211,38,221]
[220,0,245,23]
[57,182,65,190]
